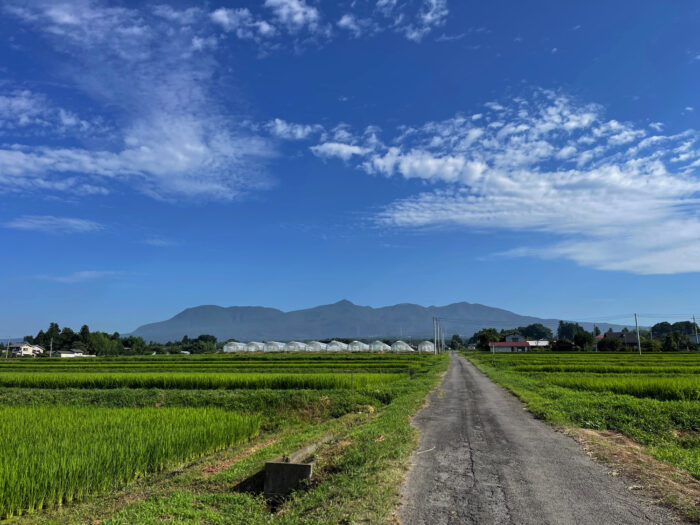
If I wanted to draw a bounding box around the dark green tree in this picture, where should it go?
[476,328,500,351]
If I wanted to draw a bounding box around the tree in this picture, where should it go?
[594,326,601,336]
[519,323,553,340]
[597,337,622,352]
[557,321,585,342]
[573,331,595,351]
[641,339,661,352]
[450,334,464,349]
[476,329,500,351]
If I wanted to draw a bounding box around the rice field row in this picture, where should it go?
[0,371,403,390]
[0,406,261,519]
[548,374,700,401]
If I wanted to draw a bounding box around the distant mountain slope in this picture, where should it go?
[131,300,623,343]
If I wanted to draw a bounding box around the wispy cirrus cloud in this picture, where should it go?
[4,215,103,234]
[309,89,700,274]
[36,270,120,283]
[2,1,274,201]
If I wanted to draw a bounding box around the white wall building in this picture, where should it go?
[370,340,391,352]
[246,341,265,352]
[264,341,285,352]
[306,341,327,351]
[326,340,348,351]
[348,340,370,352]
[285,341,308,351]
[418,340,435,353]
[9,343,44,357]
[223,342,247,353]
[391,340,413,352]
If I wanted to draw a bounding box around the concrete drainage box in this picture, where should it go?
[263,458,314,497]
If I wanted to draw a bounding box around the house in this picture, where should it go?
[603,331,638,346]
[489,341,531,353]
[348,341,369,351]
[370,340,391,352]
[57,349,94,358]
[418,340,435,353]
[504,334,525,342]
[9,342,44,357]
[223,342,247,353]
[391,340,413,352]
[527,340,550,348]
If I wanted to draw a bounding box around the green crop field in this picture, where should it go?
[466,352,700,479]
[0,352,447,522]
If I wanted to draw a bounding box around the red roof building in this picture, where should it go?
[488,341,531,353]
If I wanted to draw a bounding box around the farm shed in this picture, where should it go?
[348,341,369,352]
[223,342,247,353]
[489,342,531,353]
[246,341,265,352]
[306,341,327,351]
[285,341,308,351]
[418,340,435,353]
[326,340,348,351]
[370,340,391,352]
[391,340,413,352]
[264,341,286,352]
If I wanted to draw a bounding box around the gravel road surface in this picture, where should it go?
[399,352,679,525]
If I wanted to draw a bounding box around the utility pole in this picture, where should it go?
[50,337,53,358]
[4,337,9,359]
[693,315,699,347]
[433,317,437,354]
[594,324,598,352]
[634,313,642,355]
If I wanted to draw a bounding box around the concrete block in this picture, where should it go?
[264,460,313,497]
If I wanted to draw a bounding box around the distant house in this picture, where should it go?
[57,349,94,358]
[9,343,44,357]
[326,340,348,351]
[504,334,525,342]
[223,342,247,353]
[348,341,369,352]
[391,340,414,352]
[306,341,327,351]
[370,340,391,352]
[418,340,435,353]
[603,331,638,346]
[489,341,531,353]
[527,340,550,348]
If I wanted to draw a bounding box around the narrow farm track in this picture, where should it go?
[399,353,680,525]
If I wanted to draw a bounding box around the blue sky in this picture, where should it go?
[1,0,699,336]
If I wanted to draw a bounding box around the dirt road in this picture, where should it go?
[399,352,679,525]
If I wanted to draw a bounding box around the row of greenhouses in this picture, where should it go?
[222,340,436,353]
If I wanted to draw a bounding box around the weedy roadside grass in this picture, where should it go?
[2,352,448,524]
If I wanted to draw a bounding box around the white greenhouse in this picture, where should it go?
[326,340,348,352]
[370,340,391,352]
[223,342,247,353]
[285,341,308,352]
[306,341,327,351]
[246,341,265,352]
[391,340,414,352]
[348,340,370,352]
[264,341,285,352]
[418,340,435,353]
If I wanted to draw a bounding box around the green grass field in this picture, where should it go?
[0,352,447,522]
[466,352,700,479]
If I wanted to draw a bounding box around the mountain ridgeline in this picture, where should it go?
[130,300,619,343]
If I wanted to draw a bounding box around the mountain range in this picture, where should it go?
[130,300,624,343]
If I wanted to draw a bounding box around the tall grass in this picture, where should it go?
[549,375,700,401]
[0,372,403,390]
[0,406,260,518]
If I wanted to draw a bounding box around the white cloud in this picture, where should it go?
[309,90,700,274]
[264,0,320,33]
[210,7,276,40]
[4,215,103,233]
[37,270,120,283]
[310,142,369,160]
[2,3,274,201]
[0,90,92,133]
[143,237,176,247]
[337,14,375,38]
[267,118,323,140]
